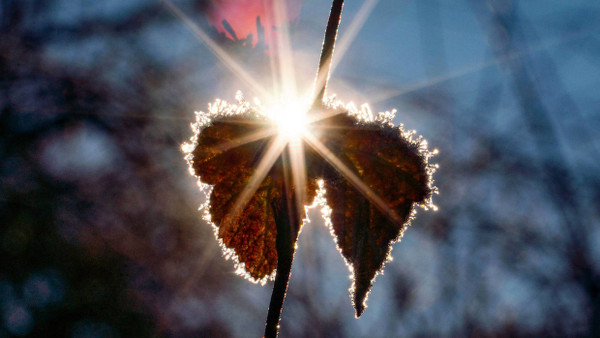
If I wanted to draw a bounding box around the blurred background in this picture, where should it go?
[1,0,599,336]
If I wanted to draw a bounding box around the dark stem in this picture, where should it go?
[264,2,345,336]
[312,0,344,109]
[264,194,300,338]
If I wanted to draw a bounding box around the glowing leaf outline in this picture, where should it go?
[183,92,437,313]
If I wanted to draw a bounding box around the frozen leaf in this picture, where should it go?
[182,0,436,335]
[185,99,316,284]
[310,107,435,316]
[184,94,435,314]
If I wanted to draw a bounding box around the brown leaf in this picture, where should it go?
[190,113,279,282]
[186,106,317,283]
[184,96,435,313]
[310,110,433,317]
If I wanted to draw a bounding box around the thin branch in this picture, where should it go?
[312,0,344,109]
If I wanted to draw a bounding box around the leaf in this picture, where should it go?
[310,109,434,317]
[191,114,277,282]
[185,101,317,283]
[184,95,435,313]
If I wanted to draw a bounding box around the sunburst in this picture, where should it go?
[175,0,436,337]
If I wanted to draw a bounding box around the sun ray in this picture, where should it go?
[311,0,344,108]
[288,138,308,224]
[280,148,303,232]
[369,58,500,104]
[268,45,281,97]
[161,0,273,101]
[310,0,382,107]
[330,0,381,75]
[305,104,348,127]
[273,0,298,99]
[208,128,276,153]
[224,135,288,227]
[370,25,597,104]
[303,132,403,224]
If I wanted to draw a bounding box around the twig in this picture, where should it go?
[265,2,345,336]
[312,0,344,109]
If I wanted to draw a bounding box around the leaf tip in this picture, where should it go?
[354,303,366,318]
[351,274,373,319]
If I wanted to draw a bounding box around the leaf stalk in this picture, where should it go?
[264,192,300,338]
[312,0,344,109]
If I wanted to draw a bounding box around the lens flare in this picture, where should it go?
[266,97,309,142]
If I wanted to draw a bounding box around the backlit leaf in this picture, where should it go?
[184,97,317,284]
[184,94,435,314]
[310,105,435,316]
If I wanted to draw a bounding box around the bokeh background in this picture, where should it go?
[2,0,599,336]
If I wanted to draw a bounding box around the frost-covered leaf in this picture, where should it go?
[310,109,435,316]
[191,114,278,282]
[184,94,435,314]
[184,100,316,284]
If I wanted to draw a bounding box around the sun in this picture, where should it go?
[268,97,309,142]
